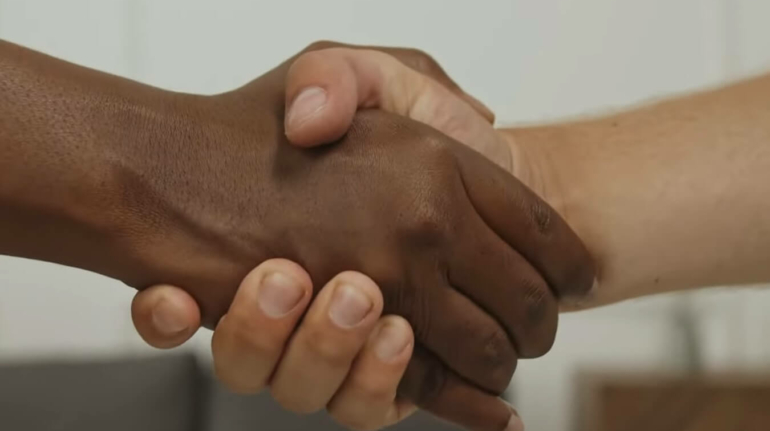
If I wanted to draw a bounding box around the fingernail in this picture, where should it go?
[374,321,411,362]
[152,299,189,335]
[257,272,305,318]
[506,413,525,431]
[286,86,327,130]
[329,284,372,328]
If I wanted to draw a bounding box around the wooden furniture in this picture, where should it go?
[579,373,770,431]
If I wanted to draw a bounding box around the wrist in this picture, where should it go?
[94,90,276,297]
[0,67,199,286]
[499,126,574,218]
[500,123,625,310]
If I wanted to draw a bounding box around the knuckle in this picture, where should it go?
[480,327,517,393]
[519,279,558,357]
[529,197,554,235]
[397,149,458,247]
[403,207,448,247]
[220,313,282,355]
[521,277,552,328]
[420,133,453,159]
[425,139,461,180]
[302,329,355,369]
[349,373,394,402]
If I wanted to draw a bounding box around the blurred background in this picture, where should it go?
[1,1,769,430]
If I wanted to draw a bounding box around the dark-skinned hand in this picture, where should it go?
[119,43,594,430]
[0,40,594,431]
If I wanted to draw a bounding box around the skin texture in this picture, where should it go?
[0,40,595,431]
[133,45,528,431]
[508,72,770,309]
[134,48,770,429]
[137,259,423,431]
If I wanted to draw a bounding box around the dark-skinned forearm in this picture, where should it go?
[0,39,176,281]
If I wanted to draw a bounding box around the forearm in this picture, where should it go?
[508,73,770,308]
[0,39,169,279]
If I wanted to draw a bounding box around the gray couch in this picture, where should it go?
[0,354,462,431]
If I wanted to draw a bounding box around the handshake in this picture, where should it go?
[2,40,592,431]
[120,42,594,431]
[117,41,594,431]
[7,38,767,431]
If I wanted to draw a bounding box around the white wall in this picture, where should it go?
[0,1,768,430]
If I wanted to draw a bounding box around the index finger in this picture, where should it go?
[452,140,596,300]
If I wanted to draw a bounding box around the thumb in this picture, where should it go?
[131,284,201,349]
[284,48,504,164]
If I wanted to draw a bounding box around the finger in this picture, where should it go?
[376,46,495,123]
[270,271,383,414]
[211,258,312,394]
[452,141,597,300]
[327,315,415,431]
[302,41,495,122]
[450,218,559,358]
[285,48,506,166]
[387,281,516,395]
[131,284,201,349]
[399,347,523,431]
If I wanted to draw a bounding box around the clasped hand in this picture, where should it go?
[121,42,595,431]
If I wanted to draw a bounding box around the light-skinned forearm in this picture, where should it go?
[506,73,770,309]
